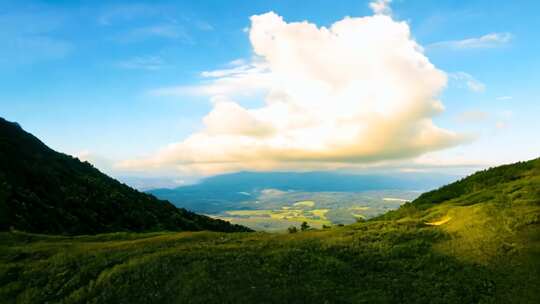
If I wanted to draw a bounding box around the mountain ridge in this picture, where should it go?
[0,117,251,234]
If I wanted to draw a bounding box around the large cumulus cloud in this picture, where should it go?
[119,9,464,174]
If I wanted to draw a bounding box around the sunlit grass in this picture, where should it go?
[2,159,539,303]
[223,208,333,230]
[309,209,330,219]
[425,216,452,226]
[293,200,315,207]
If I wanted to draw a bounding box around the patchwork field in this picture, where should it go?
[209,190,419,231]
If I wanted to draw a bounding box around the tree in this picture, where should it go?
[355,216,366,223]
[287,226,298,233]
[300,221,310,231]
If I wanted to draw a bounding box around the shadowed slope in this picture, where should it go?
[0,118,250,234]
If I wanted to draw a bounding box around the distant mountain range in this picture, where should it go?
[149,171,459,213]
[0,117,250,234]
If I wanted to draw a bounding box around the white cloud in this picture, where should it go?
[195,20,214,31]
[120,11,465,175]
[496,96,512,101]
[369,0,392,15]
[449,72,485,92]
[428,32,512,49]
[412,153,490,170]
[228,58,248,66]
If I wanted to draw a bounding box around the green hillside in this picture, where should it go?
[1,158,539,303]
[0,118,250,234]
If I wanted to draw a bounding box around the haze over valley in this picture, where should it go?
[148,171,458,230]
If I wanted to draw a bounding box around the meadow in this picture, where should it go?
[2,177,538,303]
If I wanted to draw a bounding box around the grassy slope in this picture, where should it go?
[1,159,539,303]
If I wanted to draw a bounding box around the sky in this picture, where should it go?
[1,0,539,187]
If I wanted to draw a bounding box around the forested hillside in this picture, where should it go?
[0,118,250,234]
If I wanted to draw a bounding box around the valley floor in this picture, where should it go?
[205,190,418,231]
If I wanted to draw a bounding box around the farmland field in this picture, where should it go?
[208,190,419,231]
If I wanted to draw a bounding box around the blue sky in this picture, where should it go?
[1,0,539,185]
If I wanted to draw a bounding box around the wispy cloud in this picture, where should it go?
[428,32,512,49]
[495,121,508,129]
[494,110,513,130]
[149,60,271,97]
[99,4,211,44]
[369,0,392,15]
[116,56,165,71]
[0,11,72,65]
[228,58,248,66]
[496,96,513,101]
[456,110,489,123]
[118,24,192,43]
[194,20,214,31]
[449,72,485,92]
[98,4,164,26]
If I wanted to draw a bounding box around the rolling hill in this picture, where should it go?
[1,157,538,303]
[0,118,250,234]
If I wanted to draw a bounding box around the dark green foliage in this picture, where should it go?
[378,157,540,221]
[0,118,250,234]
[300,221,310,231]
[411,158,538,208]
[287,226,298,233]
